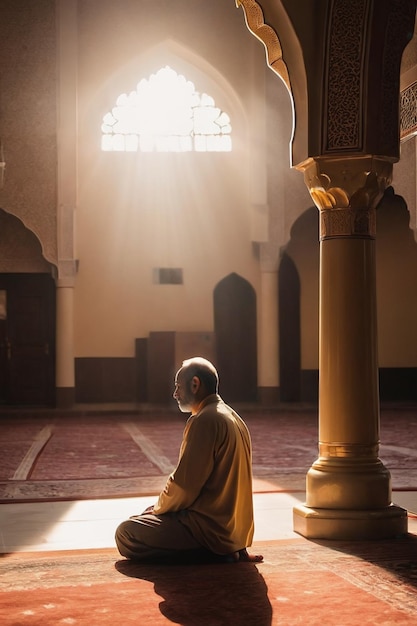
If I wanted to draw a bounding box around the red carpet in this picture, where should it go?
[1,410,416,503]
[1,537,417,625]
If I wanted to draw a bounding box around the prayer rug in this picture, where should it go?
[1,536,417,625]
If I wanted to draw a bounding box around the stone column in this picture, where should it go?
[257,242,281,403]
[258,268,280,404]
[293,156,408,539]
[56,279,75,408]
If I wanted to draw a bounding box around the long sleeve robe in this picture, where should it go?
[153,394,255,555]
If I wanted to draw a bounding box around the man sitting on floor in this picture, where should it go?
[115,356,263,563]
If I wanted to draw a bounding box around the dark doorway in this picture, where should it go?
[214,273,257,402]
[0,273,56,406]
[279,253,301,401]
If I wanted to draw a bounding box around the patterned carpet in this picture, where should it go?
[0,408,416,502]
[1,536,417,625]
[1,408,417,625]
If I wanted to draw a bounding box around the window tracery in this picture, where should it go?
[101,66,232,152]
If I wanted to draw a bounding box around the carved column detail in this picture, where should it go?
[324,0,367,152]
[400,81,417,140]
[301,156,393,239]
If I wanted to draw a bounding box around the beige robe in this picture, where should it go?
[153,394,255,554]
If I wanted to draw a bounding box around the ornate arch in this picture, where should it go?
[235,0,307,165]
[237,0,416,167]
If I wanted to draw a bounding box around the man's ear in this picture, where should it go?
[190,375,201,395]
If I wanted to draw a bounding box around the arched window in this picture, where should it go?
[101,66,232,153]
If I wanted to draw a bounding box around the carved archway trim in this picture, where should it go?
[236,0,291,91]
[235,0,309,166]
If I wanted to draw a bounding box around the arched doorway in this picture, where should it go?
[376,189,417,401]
[0,209,56,406]
[214,273,257,403]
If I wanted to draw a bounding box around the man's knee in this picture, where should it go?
[115,519,136,557]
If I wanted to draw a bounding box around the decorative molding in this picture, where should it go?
[235,0,291,90]
[320,207,376,240]
[380,0,417,154]
[323,0,415,155]
[318,442,380,459]
[400,81,417,141]
[324,0,367,152]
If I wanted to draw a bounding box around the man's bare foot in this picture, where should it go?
[234,548,263,563]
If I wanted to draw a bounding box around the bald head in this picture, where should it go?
[180,357,219,395]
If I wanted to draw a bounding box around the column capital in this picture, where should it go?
[259,241,281,272]
[298,156,393,240]
[55,259,78,287]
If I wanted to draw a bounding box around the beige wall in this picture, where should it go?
[75,0,263,357]
[1,0,416,382]
[75,154,259,356]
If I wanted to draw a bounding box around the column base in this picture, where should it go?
[293,503,408,540]
[306,462,392,509]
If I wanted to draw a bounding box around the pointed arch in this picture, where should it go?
[97,38,248,149]
[376,189,417,401]
[213,273,257,402]
[236,0,307,165]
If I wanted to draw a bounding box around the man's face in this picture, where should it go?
[173,368,194,413]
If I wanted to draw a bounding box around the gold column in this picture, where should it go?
[293,156,408,539]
